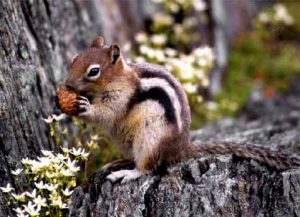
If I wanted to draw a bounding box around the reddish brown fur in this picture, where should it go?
[66,46,138,99]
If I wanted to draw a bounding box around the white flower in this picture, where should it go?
[66,159,80,173]
[52,114,66,121]
[193,46,214,60]
[11,168,23,176]
[26,189,37,198]
[43,116,53,124]
[91,135,99,141]
[45,184,58,192]
[135,56,146,63]
[12,192,26,202]
[13,207,28,217]
[168,2,180,13]
[43,114,65,123]
[33,195,47,207]
[153,13,174,26]
[49,153,65,164]
[51,196,68,209]
[139,45,156,59]
[201,77,209,87]
[21,158,33,166]
[61,147,71,154]
[122,41,131,53]
[183,83,198,94]
[258,12,270,23]
[274,3,293,25]
[62,188,74,197]
[71,147,89,160]
[60,169,75,177]
[0,183,14,193]
[164,48,177,57]
[150,34,167,45]
[205,101,218,110]
[45,171,55,178]
[135,32,148,43]
[28,157,52,173]
[34,181,46,190]
[193,0,206,11]
[23,201,41,216]
[41,150,53,157]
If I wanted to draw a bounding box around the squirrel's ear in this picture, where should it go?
[109,44,120,64]
[91,36,104,48]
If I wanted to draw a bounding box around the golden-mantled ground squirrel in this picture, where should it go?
[57,36,300,182]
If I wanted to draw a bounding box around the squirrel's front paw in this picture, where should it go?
[76,96,91,115]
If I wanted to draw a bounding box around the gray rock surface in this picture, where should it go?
[69,87,300,216]
[0,1,147,215]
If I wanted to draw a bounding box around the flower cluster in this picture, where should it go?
[1,148,89,217]
[131,34,214,102]
[254,3,297,41]
[43,114,68,144]
[258,3,294,26]
[153,0,206,13]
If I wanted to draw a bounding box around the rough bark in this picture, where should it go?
[69,86,300,216]
[0,0,147,215]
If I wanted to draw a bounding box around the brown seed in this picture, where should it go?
[57,85,80,115]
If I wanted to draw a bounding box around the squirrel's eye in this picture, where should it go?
[88,67,100,77]
[86,64,101,79]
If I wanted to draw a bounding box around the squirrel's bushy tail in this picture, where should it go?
[187,141,300,170]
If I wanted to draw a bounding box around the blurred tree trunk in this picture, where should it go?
[0,0,146,215]
[208,0,273,97]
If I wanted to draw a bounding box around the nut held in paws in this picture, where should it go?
[57,85,80,115]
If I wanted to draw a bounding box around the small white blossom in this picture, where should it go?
[258,12,270,23]
[33,195,47,207]
[205,101,218,110]
[66,159,80,173]
[52,114,66,121]
[23,201,41,216]
[61,147,71,154]
[11,168,23,176]
[34,181,46,190]
[153,13,174,26]
[183,83,198,94]
[0,183,14,193]
[91,135,99,141]
[42,116,53,124]
[12,192,26,202]
[60,169,75,177]
[164,48,177,57]
[45,171,55,179]
[71,147,89,160]
[26,189,37,198]
[45,184,58,192]
[150,34,167,45]
[135,32,148,43]
[122,41,132,53]
[51,196,68,209]
[193,0,206,11]
[41,150,53,157]
[13,207,28,217]
[274,3,293,25]
[62,188,74,197]
[21,158,33,166]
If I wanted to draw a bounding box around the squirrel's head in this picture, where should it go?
[65,36,132,96]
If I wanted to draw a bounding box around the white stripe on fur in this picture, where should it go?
[140,78,182,131]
